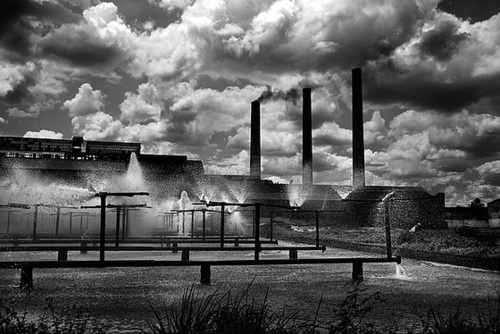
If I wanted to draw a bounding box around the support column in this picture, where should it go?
[220,204,225,248]
[254,204,261,261]
[385,201,392,258]
[32,205,38,242]
[115,206,121,248]
[191,210,195,238]
[55,207,61,237]
[202,209,206,241]
[20,266,33,290]
[352,261,363,282]
[99,194,106,262]
[315,210,320,248]
[200,264,211,285]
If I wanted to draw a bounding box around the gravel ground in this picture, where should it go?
[1,242,499,333]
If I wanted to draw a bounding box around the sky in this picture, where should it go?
[1,0,500,207]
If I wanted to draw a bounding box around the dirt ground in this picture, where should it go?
[1,243,499,333]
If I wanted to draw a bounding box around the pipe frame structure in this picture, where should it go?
[94,192,149,262]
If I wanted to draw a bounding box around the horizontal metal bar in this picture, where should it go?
[0,246,326,252]
[0,256,401,269]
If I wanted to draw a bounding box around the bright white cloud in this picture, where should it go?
[63,83,105,117]
[23,130,64,139]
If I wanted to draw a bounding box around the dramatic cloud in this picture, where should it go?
[40,2,134,69]
[2,0,500,206]
[0,0,81,61]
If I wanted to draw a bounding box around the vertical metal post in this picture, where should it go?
[220,204,225,248]
[32,205,38,242]
[121,208,126,241]
[55,207,61,237]
[69,212,73,234]
[385,201,392,258]
[202,209,206,241]
[99,194,106,262]
[80,215,84,233]
[270,210,274,241]
[315,210,320,248]
[255,203,261,261]
[115,206,121,247]
[7,211,12,234]
[191,209,195,238]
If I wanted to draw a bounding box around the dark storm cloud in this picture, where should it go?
[364,71,500,113]
[313,135,350,148]
[433,158,473,173]
[418,21,469,61]
[0,0,81,61]
[41,31,123,67]
[0,68,37,105]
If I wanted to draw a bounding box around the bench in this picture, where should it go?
[0,256,401,290]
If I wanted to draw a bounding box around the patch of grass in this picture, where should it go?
[147,282,500,334]
[418,294,500,334]
[0,296,104,334]
[272,224,500,258]
[147,281,315,334]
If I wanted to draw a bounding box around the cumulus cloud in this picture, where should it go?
[71,111,123,140]
[23,129,63,139]
[62,83,105,117]
[148,0,193,11]
[7,107,37,118]
[40,2,135,69]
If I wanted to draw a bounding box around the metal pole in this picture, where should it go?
[202,209,206,241]
[69,212,73,234]
[315,210,320,248]
[220,204,225,248]
[99,194,106,262]
[55,207,61,237]
[385,201,392,258]
[270,210,274,241]
[121,209,126,241]
[32,205,38,242]
[191,209,195,238]
[115,206,121,247]
[255,204,261,261]
[7,211,12,234]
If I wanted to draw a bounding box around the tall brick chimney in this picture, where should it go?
[250,100,261,179]
[302,88,313,185]
[352,68,365,188]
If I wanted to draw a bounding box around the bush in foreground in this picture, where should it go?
[148,283,500,334]
[2,285,498,333]
[0,296,104,334]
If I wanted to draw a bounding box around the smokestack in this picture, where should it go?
[352,68,365,188]
[250,100,261,179]
[302,88,313,185]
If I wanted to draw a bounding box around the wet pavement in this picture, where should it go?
[1,242,499,333]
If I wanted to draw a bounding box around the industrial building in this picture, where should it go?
[0,68,445,229]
